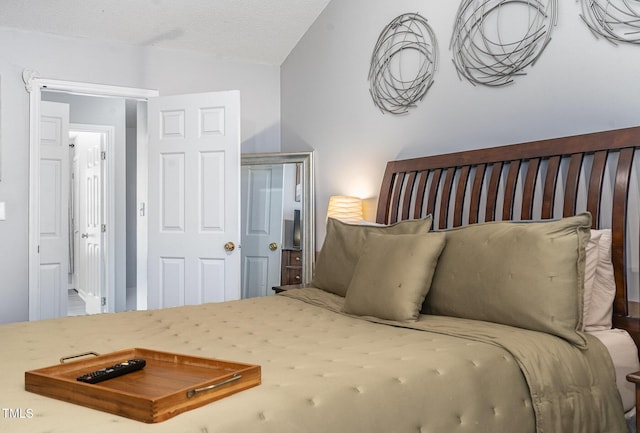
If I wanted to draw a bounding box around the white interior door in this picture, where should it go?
[241,164,284,298]
[147,91,241,309]
[39,101,70,319]
[74,131,105,314]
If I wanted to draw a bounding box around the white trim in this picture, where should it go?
[70,123,116,314]
[39,79,157,100]
[136,102,149,310]
[27,72,159,321]
[27,85,42,321]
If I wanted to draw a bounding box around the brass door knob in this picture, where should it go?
[224,242,236,252]
[269,242,278,251]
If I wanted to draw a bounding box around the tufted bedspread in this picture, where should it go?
[0,288,626,433]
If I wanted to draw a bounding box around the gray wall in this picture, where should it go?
[281,1,640,244]
[0,26,281,324]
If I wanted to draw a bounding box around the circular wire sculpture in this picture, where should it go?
[368,13,438,115]
[579,0,640,44]
[451,0,558,87]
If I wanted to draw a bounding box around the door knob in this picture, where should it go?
[81,233,89,239]
[224,242,236,252]
[269,242,278,251]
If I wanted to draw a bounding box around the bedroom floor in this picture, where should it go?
[67,289,137,316]
[67,289,85,316]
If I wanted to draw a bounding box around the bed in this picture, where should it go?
[2,126,640,433]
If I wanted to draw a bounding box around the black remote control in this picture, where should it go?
[76,359,146,384]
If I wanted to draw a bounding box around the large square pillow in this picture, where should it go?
[311,216,433,297]
[424,213,591,347]
[343,232,446,322]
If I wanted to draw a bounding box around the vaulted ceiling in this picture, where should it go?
[0,0,332,65]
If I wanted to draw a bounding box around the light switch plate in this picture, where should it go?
[0,202,6,220]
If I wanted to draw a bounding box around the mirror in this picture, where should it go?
[240,152,314,298]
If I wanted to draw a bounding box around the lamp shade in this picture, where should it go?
[327,196,363,223]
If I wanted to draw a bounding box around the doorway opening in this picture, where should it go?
[26,74,158,321]
[68,127,111,316]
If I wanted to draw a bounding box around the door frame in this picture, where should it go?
[25,70,159,320]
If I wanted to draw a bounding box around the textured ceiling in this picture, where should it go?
[0,0,332,65]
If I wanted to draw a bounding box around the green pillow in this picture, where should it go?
[312,216,433,297]
[424,213,591,347]
[343,232,446,322]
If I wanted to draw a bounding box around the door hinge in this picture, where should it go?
[101,151,106,160]
[101,224,107,233]
[101,297,106,306]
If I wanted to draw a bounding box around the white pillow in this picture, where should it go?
[582,230,601,330]
[583,229,615,331]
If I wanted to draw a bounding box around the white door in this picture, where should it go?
[147,91,241,309]
[241,164,284,298]
[39,101,70,319]
[74,131,105,314]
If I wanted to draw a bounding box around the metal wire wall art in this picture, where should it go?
[579,0,640,44]
[451,0,558,87]
[368,13,438,115]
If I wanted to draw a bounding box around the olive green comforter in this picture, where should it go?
[0,288,626,433]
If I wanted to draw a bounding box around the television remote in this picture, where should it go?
[76,359,146,384]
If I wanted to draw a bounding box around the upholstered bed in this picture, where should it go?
[2,126,640,433]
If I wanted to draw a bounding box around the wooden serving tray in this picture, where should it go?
[25,348,261,423]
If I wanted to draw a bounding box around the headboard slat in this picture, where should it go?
[414,170,429,220]
[426,169,442,220]
[503,160,522,220]
[542,155,561,219]
[521,158,540,220]
[485,161,503,222]
[390,172,404,223]
[469,164,486,224]
[439,168,456,229]
[401,172,417,221]
[454,166,471,227]
[563,153,584,217]
[587,151,608,227]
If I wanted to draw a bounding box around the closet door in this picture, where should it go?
[38,101,70,319]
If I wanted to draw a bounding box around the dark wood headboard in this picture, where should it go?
[376,126,640,347]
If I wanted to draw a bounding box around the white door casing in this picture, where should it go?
[27,75,158,321]
[241,164,284,298]
[147,91,241,309]
[39,101,70,319]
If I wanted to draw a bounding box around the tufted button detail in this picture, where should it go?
[352,386,365,394]
[258,412,267,421]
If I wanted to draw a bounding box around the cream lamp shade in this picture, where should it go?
[327,196,363,223]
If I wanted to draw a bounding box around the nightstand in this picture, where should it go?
[626,371,640,432]
[281,248,302,285]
